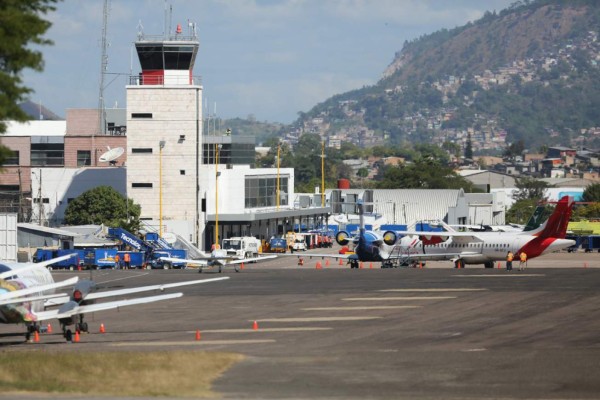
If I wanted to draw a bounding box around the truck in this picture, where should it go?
[221,237,261,258]
[34,248,85,270]
[83,248,118,269]
[107,227,187,268]
[285,232,306,252]
[148,249,188,269]
[267,237,288,253]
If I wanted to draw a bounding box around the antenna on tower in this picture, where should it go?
[98,0,110,135]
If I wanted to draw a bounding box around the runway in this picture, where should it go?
[1,250,600,399]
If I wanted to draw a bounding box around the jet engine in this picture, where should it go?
[336,231,351,246]
[382,231,399,246]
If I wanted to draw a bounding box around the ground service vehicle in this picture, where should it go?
[268,237,288,253]
[222,237,261,258]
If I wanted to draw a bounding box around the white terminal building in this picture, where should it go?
[1,23,329,250]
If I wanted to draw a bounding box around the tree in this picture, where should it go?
[376,159,477,191]
[513,177,551,201]
[64,186,141,232]
[582,183,600,202]
[506,198,539,225]
[464,133,473,160]
[0,0,58,165]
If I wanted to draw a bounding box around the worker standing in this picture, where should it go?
[123,252,131,269]
[519,251,528,271]
[114,254,120,269]
[506,251,514,271]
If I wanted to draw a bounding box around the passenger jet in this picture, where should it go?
[0,254,229,341]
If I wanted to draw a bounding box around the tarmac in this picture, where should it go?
[1,248,599,399]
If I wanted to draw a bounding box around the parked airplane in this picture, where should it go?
[290,196,575,269]
[0,254,229,342]
[159,249,277,273]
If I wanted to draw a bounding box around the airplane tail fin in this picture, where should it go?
[532,196,574,239]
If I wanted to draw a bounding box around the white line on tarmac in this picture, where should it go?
[342,296,457,301]
[379,288,488,292]
[302,306,421,311]
[110,339,276,347]
[454,274,544,278]
[97,272,150,285]
[188,327,333,333]
[253,317,382,322]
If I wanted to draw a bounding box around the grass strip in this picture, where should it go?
[0,350,243,397]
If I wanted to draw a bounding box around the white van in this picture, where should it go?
[221,237,261,258]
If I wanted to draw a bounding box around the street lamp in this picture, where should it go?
[159,140,165,236]
[214,143,222,249]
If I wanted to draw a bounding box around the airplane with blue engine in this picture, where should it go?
[291,196,575,269]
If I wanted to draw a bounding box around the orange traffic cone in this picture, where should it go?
[419,262,423,269]
[359,262,364,269]
[195,330,201,341]
[325,259,330,267]
[253,320,259,330]
[34,331,40,342]
[339,258,343,266]
[46,323,52,334]
[240,262,244,270]
[316,261,322,269]
[74,330,80,343]
[99,323,106,333]
[497,262,501,269]
[369,262,373,269]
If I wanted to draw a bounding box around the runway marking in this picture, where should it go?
[187,327,333,333]
[253,317,382,322]
[462,348,488,352]
[98,272,150,285]
[342,296,456,301]
[380,288,488,292]
[110,339,276,347]
[454,274,544,278]
[302,306,421,311]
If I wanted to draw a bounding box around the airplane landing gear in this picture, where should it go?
[349,260,359,269]
[25,324,40,342]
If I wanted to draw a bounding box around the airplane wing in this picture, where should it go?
[0,293,69,307]
[391,251,480,260]
[225,255,277,265]
[159,255,277,266]
[33,293,184,321]
[84,277,229,301]
[278,252,350,260]
[396,230,485,244]
[0,277,79,301]
[0,254,78,280]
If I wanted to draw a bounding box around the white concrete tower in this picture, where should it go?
[126,23,203,244]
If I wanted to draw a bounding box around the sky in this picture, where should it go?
[22,0,515,124]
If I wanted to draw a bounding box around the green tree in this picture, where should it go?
[464,133,473,160]
[376,159,476,191]
[0,0,57,165]
[64,186,141,232]
[513,177,551,201]
[582,183,600,202]
[506,198,539,225]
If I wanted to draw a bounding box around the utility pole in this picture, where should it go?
[98,0,110,137]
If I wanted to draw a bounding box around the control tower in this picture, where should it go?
[126,23,203,243]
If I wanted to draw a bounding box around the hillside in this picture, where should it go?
[295,0,600,153]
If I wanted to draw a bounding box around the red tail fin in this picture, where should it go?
[536,196,573,239]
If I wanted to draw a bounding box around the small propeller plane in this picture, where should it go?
[284,196,575,269]
[0,254,229,342]
[159,249,277,273]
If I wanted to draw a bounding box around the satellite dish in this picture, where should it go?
[99,146,124,164]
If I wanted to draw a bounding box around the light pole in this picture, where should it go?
[321,141,325,207]
[214,143,222,249]
[276,142,280,210]
[159,140,165,236]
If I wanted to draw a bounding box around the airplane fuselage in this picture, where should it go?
[0,263,54,323]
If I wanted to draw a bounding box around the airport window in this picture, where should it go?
[77,150,91,166]
[132,148,153,153]
[4,150,19,165]
[245,176,288,208]
[131,113,153,119]
[33,198,50,204]
[132,183,153,188]
[31,142,64,166]
[0,185,19,192]
[180,170,185,175]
